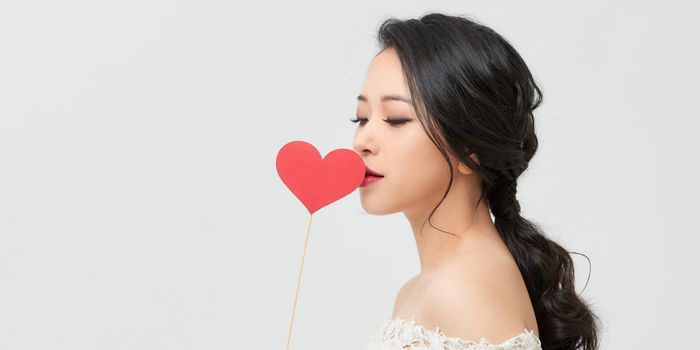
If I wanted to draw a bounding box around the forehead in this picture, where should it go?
[360,48,410,101]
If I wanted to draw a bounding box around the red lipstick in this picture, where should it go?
[361,165,384,187]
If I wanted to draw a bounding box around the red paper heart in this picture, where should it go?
[276,140,365,214]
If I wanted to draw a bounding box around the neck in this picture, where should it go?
[403,182,501,277]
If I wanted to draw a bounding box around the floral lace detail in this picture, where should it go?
[366,317,542,350]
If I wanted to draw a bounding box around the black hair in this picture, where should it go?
[375,12,601,350]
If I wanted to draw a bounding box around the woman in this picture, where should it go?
[354,13,600,350]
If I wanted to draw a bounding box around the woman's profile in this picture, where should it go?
[354,13,601,350]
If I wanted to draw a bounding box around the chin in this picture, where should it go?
[359,196,399,216]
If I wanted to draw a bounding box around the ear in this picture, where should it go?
[457,153,480,175]
[469,152,480,165]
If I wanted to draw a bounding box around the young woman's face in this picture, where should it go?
[353,48,456,216]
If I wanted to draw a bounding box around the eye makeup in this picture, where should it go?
[349,117,412,126]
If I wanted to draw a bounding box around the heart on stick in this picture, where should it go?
[276,140,365,214]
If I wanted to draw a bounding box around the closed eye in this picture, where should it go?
[349,117,411,126]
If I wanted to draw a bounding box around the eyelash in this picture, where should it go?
[349,117,411,126]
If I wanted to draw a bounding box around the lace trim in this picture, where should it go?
[366,317,542,350]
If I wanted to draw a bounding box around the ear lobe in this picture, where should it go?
[457,153,480,175]
[458,162,473,175]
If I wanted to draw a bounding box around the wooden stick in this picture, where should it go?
[285,213,314,350]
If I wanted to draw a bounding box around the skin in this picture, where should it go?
[352,47,539,343]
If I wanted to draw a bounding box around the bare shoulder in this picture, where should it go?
[391,274,420,317]
[421,253,538,344]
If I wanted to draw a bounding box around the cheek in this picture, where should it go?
[387,129,451,208]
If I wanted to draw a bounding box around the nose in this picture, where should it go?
[352,119,378,157]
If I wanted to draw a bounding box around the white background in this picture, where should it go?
[1,1,698,349]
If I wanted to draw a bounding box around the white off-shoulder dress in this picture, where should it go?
[366,316,542,350]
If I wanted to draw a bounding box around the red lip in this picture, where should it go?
[365,165,384,177]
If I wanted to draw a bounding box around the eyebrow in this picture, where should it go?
[357,94,413,104]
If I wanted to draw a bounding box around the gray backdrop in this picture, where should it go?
[1,1,698,349]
